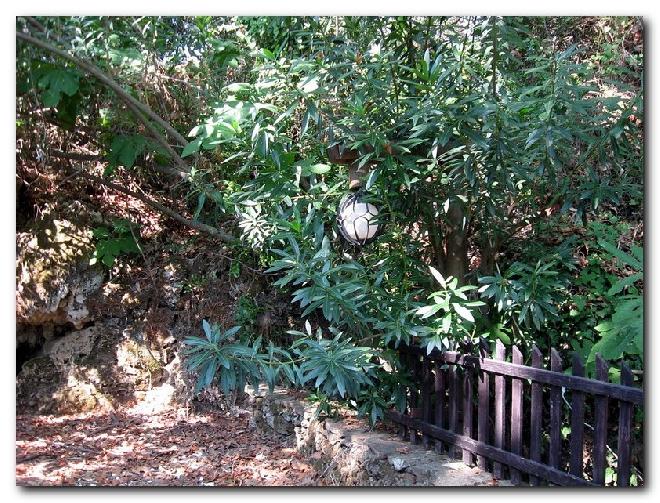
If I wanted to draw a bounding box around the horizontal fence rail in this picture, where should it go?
[400,345,643,405]
[386,341,643,487]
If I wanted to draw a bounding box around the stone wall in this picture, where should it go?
[248,388,510,487]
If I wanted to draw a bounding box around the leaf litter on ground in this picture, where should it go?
[16,405,321,486]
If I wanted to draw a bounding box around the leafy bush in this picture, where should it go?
[184,319,376,401]
[479,258,569,332]
[90,219,140,268]
[184,321,293,394]
[416,267,485,353]
[588,239,643,365]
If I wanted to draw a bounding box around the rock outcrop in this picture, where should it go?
[248,387,510,486]
[16,219,103,333]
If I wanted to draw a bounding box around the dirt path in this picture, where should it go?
[16,406,320,486]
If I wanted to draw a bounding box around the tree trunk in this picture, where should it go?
[445,201,468,285]
[479,235,501,277]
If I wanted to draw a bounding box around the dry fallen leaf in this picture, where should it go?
[16,408,321,487]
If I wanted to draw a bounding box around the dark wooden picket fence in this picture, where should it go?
[385,340,643,487]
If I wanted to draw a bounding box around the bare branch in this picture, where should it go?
[65,170,236,244]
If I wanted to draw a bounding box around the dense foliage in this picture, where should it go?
[16,16,643,427]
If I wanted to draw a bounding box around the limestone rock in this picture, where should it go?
[16,356,114,415]
[53,366,114,414]
[365,437,402,459]
[390,456,409,472]
[45,326,99,369]
[16,356,63,414]
[16,219,103,332]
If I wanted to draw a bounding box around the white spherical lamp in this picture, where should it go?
[337,192,381,245]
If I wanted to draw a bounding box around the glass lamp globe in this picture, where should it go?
[337,192,381,246]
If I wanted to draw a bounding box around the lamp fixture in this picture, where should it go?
[337,191,381,246]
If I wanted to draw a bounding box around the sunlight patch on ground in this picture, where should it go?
[16,405,319,486]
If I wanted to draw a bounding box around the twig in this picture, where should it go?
[51,150,103,162]
[157,74,211,98]
[16,452,57,464]
[55,166,87,188]
[61,168,236,243]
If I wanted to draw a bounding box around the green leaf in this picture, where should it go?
[297,76,319,94]
[588,329,631,363]
[224,326,242,339]
[256,130,269,157]
[599,240,643,271]
[605,467,616,485]
[310,163,331,174]
[202,320,213,341]
[525,128,543,149]
[41,89,60,108]
[429,266,446,288]
[255,103,278,114]
[489,323,511,344]
[416,304,442,319]
[335,374,346,397]
[38,68,79,107]
[452,303,475,323]
[193,192,206,221]
[607,272,643,296]
[224,82,252,94]
[108,135,148,168]
[101,253,115,268]
[441,314,451,333]
[181,138,203,158]
[365,169,378,190]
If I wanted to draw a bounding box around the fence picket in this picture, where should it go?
[463,367,474,465]
[448,365,459,458]
[493,340,506,479]
[477,345,490,470]
[510,345,523,484]
[529,345,543,486]
[569,353,585,479]
[549,349,563,470]
[592,354,609,485]
[408,353,419,445]
[617,363,633,487]
[422,357,431,449]
[434,361,445,453]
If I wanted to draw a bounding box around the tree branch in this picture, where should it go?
[491,17,499,101]
[18,29,193,182]
[25,17,47,34]
[53,148,189,183]
[122,99,191,177]
[16,31,189,148]
[65,169,236,244]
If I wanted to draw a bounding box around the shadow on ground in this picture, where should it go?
[16,406,319,486]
